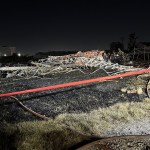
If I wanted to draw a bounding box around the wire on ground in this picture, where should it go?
[0,69,150,98]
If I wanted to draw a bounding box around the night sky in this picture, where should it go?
[0,0,150,54]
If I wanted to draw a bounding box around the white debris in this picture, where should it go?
[0,50,142,78]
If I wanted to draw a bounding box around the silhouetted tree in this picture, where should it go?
[127,33,138,51]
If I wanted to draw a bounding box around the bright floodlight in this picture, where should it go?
[4,54,7,56]
[18,53,21,57]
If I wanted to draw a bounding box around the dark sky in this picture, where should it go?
[0,0,150,54]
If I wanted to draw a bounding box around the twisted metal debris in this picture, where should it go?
[0,50,142,78]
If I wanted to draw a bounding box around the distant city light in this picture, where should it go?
[17,53,21,57]
[4,54,7,56]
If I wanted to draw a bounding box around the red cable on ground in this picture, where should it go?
[0,69,150,98]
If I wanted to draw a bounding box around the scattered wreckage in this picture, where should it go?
[1,50,150,150]
[0,50,142,78]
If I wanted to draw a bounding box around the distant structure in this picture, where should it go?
[136,42,150,51]
[0,46,16,56]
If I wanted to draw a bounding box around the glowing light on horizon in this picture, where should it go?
[17,53,21,57]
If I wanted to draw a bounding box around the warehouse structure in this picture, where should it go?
[0,46,16,56]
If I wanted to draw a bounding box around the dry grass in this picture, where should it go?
[1,98,150,150]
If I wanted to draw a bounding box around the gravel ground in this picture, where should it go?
[105,119,150,136]
[0,69,147,123]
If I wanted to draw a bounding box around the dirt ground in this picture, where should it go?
[0,68,150,150]
[0,69,146,123]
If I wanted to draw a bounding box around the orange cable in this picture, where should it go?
[0,69,150,98]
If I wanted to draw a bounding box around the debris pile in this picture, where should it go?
[37,50,104,67]
[0,50,142,78]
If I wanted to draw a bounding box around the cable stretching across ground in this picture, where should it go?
[0,69,150,98]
